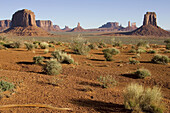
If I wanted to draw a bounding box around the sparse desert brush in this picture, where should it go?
[151,54,169,64]
[49,43,55,48]
[104,52,113,61]
[97,41,107,48]
[98,75,117,88]
[128,49,136,53]
[43,59,62,75]
[137,48,146,54]
[88,43,98,50]
[51,50,74,64]
[166,43,170,50]
[129,58,140,64]
[111,38,122,47]
[124,83,164,113]
[24,43,34,51]
[40,42,49,49]
[147,49,157,54]
[71,42,90,55]
[33,41,40,45]
[164,50,170,53]
[134,68,151,78]
[3,41,21,48]
[33,56,44,64]
[137,41,150,48]
[0,80,14,92]
[164,39,170,44]
[102,48,120,55]
[44,49,49,54]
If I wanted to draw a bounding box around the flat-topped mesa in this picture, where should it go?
[143,12,157,26]
[11,9,36,27]
[0,20,11,31]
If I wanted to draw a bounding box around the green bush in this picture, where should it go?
[0,80,14,92]
[129,58,140,64]
[128,49,136,53]
[112,41,122,47]
[98,75,117,88]
[164,39,170,44]
[104,53,113,61]
[40,42,49,49]
[134,68,151,78]
[49,44,55,48]
[147,49,157,54]
[97,41,107,48]
[24,43,34,50]
[4,42,21,48]
[151,54,169,64]
[166,43,170,50]
[51,51,74,64]
[102,48,120,55]
[137,41,150,48]
[71,42,90,55]
[88,43,98,50]
[43,59,62,75]
[33,56,44,64]
[124,83,164,113]
[137,48,146,54]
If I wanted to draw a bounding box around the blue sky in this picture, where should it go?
[0,0,169,29]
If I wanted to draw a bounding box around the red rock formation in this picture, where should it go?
[143,12,157,26]
[4,9,52,36]
[62,26,71,32]
[70,23,85,32]
[53,25,60,30]
[36,20,57,31]
[0,20,11,32]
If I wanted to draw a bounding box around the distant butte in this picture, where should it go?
[4,9,52,36]
[70,22,85,32]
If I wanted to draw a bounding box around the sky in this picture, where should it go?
[0,0,170,29]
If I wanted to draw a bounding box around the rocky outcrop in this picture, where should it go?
[125,12,170,36]
[70,22,85,32]
[11,9,36,27]
[53,25,60,30]
[143,12,157,26]
[36,20,57,31]
[4,9,52,36]
[99,22,119,29]
[124,21,137,31]
[62,26,71,32]
[0,20,11,32]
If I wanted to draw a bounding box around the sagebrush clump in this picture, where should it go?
[71,42,90,55]
[0,80,14,92]
[40,42,49,49]
[98,75,117,88]
[51,50,74,64]
[151,54,169,64]
[134,68,151,78]
[129,58,140,64]
[33,56,44,64]
[124,83,164,113]
[43,59,62,75]
[24,43,35,50]
[103,48,120,61]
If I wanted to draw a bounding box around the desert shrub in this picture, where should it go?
[33,56,44,64]
[104,53,113,61]
[24,43,34,50]
[0,36,6,41]
[151,54,169,64]
[102,48,120,55]
[164,50,170,53]
[137,41,150,48]
[134,68,151,79]
[112,41,122,47]
[49,44,55,48]
[164,39,170,44]
[88,43,98,50]
[129,58,140,64]
[98,41,107,48]
[44,49,49,54]
[56,41,62,45]
[124,83,164,113]
[137,48,146,54]
[0,80,14,92]
[98,75,117,88]
[4,41,21,48]
[40,42,49,49]
[43,59,62,75]
[166,43,170,50]
[128,49,136,53]
[71,42,90,55]
[147,49,157,54]
[51,50,74,64]
[0,41,5,45]
[33,41,40,45]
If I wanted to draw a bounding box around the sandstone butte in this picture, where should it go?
[127,12,170,36]
[70,22,86,32]
[3,9,53,36]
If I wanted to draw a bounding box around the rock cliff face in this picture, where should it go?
[99,22,119,28]
[4,9,51,36]
[53,25,60,30]
[126,12,170,36]
[143,12,157,26]
[36,20,57,31]
[0,20,11,31]
[11,9,36,27]
[62,26,71,32]
[70,22,85,32]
